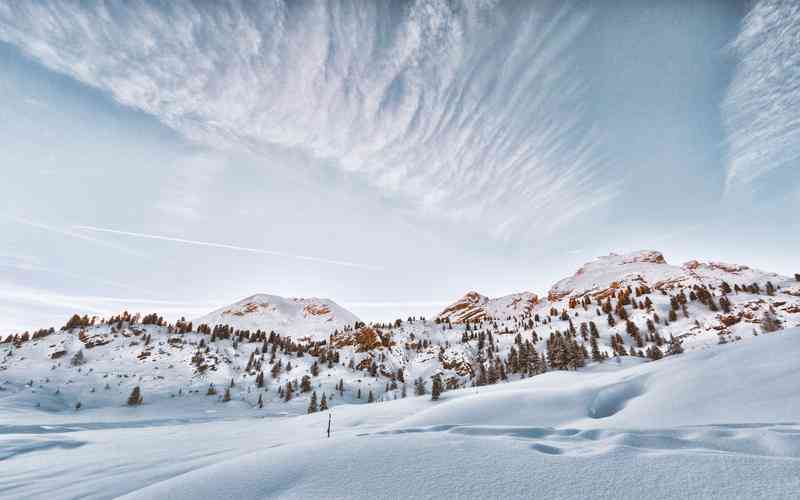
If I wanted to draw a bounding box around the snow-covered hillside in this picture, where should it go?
[195,294,360,340]
[436,291,540,323]
[1,250,798,419]
[1,328,798,499]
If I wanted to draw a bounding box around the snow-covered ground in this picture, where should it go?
[2,328,798,499]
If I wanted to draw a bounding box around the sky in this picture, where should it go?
[1,0,798,333]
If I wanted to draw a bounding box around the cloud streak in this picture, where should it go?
[0,0,614,239]
[72,225,383,271]
[4,214,148,258]
[723,0,800,194]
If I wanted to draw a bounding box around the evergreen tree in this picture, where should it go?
[308,391,318,413]
[667,335,684,355]
[70,350,85,366]
[285,381,293,402]
[127,386,143,406]
[431,374,443,401]
[590,335,603,362]
[761,310,781,333]
[414,377,427,396]
[589,321,599,338]
[320,392,328,411]
[668,309,678,322]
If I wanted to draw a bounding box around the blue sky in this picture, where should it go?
[1,0,798,332]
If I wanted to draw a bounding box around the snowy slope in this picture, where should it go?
[1,328,798,499]
[548,250,790,301]
[439,250,800,354]
[2,250,798,419]
[194,294,360,340]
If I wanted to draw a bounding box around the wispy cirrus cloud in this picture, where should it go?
[0,0,614,239]
[723,0,800,194]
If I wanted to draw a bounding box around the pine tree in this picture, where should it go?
[668,309,678,322]
[589,321,599,338]
[761,310,781,333]
[646,345,663,361]
[431,374,443,401]
[590,335,603,362]
[320,392,328,411]
[70,350,85,366]
[127,386,143,406]
[667,335,684,355]
[285,381,293,402]
[308,391,318,413]
[414,377,427,396]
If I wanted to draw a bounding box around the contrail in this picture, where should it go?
[72,225,383,271]
[5,215,149,258]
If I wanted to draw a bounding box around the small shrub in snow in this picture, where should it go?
[127,386,143,406]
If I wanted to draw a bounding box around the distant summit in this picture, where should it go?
[194,294,360,341]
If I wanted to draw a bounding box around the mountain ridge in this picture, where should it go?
[2,249,798,415]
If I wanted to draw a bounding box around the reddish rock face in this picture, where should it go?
[436,291,490,323]
[720,314,741,327]
[332,326,390,352]
[303,304,332,316]
[547,290,571,302]
[683,260,750,274]
[224,301,271,316]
